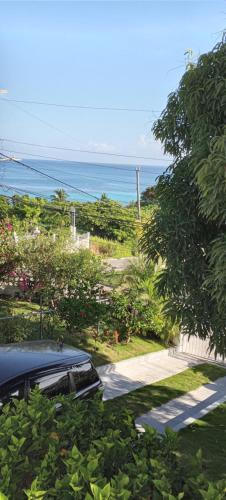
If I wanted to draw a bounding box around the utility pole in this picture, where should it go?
[136,167,141,221]
[70,207,76,241]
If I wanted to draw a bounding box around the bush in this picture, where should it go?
[0,316,32,343]
[0,391,225,499]
[108,291,178,344]
[57,297,108,332]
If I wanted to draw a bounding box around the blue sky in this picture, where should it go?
[0,1,225,166]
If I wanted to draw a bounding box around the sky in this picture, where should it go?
[0,0,225,166]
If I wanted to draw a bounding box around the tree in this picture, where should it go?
[140,186,156,206]
[141,37,226,356]
[0,220,21,282]
[51,189,68,202]
[74,199,136,242]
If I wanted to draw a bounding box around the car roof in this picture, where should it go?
[0,340,91,387]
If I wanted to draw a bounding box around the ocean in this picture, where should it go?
[0,159,166,204]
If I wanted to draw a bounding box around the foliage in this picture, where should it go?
[0,303,32,343]
[55,250,106,331]
[121,258,179,343]
[15,236,59,302]
[54,250,104,299]
[140,186,156,206]
[51,189,68,202]
[108,290,174,343]
[141,37,226,356]
[0,193,138,242]
[58,297,107,332]
[0,221,21,282]
[74,196,137,242]
[0,391,225,499]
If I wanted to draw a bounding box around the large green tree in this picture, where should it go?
[141,37,226,356]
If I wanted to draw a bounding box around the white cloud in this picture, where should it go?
[87,141,115,153]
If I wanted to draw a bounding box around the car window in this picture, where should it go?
[70,361,99,393]
[0,381,25,406]
[30,370,70,398]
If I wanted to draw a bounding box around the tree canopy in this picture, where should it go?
[141,36,226,356]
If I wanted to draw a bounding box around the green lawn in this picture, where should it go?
[105,364,226,480]
[60,331,164,366]
[106,364,226,418]
[179,402,226,480]
[90,236,134,258]
[0,298,41,316]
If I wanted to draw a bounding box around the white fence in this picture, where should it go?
[66,231,90,251]
[179,333,226,365]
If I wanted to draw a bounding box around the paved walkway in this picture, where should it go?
[135,375,226,433]
[103,257,138,272]
[97,350,203,401]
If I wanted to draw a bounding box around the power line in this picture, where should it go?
[1,138,170,162]
[0,153,100,201]
[1,148,165,176]
[2,149,137,185]
[0,182,136,214]
[0,191,137,225]
[0,180,135,216]
[1,97,161,114]
[3,99,77,143]
[0,182,50,199]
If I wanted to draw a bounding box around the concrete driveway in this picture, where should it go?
[97,350,202,401]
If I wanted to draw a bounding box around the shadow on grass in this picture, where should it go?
[105,363,226,418]
[178,402,226,480]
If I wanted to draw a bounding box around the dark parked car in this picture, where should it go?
[0,340,103,407]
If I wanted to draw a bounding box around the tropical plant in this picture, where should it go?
[51,189,69,202]
[122,258,179,343]
[141,36,226,356]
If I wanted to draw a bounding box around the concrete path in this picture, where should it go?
[135,375,226,433]
[97,350,202,401]
[103,257,138,272]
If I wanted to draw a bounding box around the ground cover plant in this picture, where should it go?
[0,389,226,499]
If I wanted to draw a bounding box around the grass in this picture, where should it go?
[59,331,165,366]
[105,363,226,480]
[106,363,226,418]
[0,298,41,316]
[90,236,135,258]
[179,402,226,480]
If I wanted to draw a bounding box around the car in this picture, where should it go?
[0,340,103,407]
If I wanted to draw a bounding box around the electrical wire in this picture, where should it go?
[0,182,50,199]
[1,138,170,162]
[0,191,137,225]
[0,182,137,215]
[1,148,165,176]
[0,152,100,201]
[1,97,161,114]
[4,99,77,143]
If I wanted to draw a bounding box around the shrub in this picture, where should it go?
[0,391,225,499]
[57,297,108,332]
